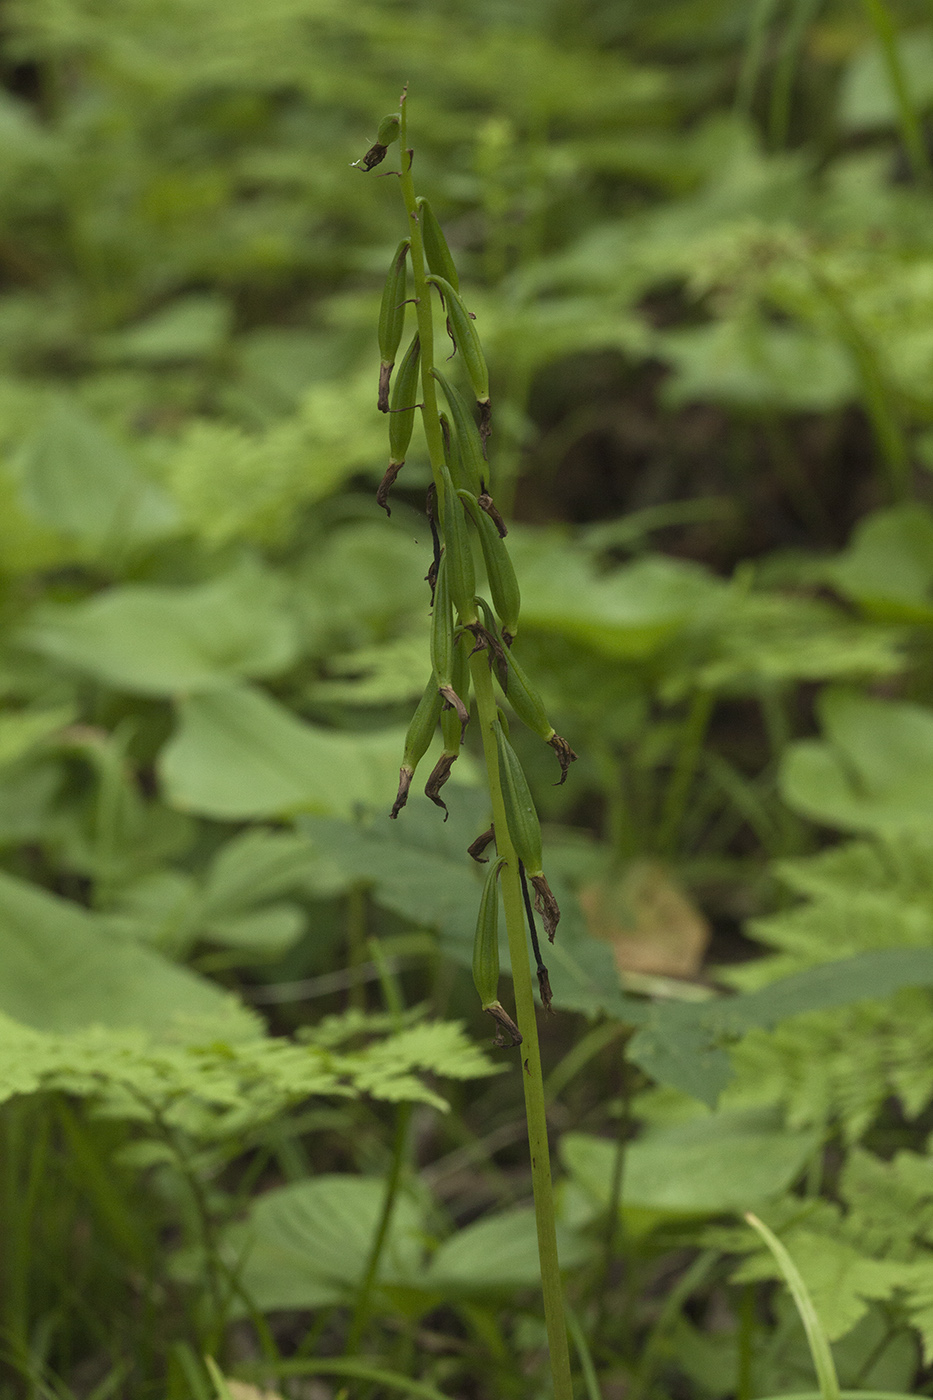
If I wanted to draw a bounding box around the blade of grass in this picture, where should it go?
[238,1358,454,1400]
[566,1306,602,1400]
[744,1213,840,1400]
[861,0,933,187]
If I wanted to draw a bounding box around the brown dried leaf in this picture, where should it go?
[578,860,709,980]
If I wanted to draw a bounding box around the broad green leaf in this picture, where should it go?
[629,947,933,1106]
[294,522,435,659]
[298,806,636,1017]
[827,504,933,623]
[839,28,933,131]
[0,760,61,844]
[229,1175,426,1312]
[679,592,902,697]
[25,563,299,695]
[299,800,491,961]
[0,465,71,574]
[509,531,717,659]
[660,319,854,412]
[102,831,341,957]
[159,685,406,820]
[95,294,232,364]
[781,690,933,835]
[12,398,177,551]
[424,1207,591,1294]
[561,1108,818,1223]
[308,634,431,707]
[200,828,343,912]
[0,704,74,766]
[0,869,258,1040]
[203,905,304,954]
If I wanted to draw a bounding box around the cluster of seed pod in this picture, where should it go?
[360,108,576,1039]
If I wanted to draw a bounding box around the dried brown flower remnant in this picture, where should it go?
[548,733,578,786]
[478,489,507,537]
[467,824,496,863]
[485,1001,522,1047]
[530,873,560,943]
[424,751,457,819]
[376,461,404,515]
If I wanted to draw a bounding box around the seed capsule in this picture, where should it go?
[439,464,476,623]
[430,550,454,693]
[502,642,577,785]
[493,720,543,876]
[416,197,459,291]
[459,490,520,639]
[391,673,443,819]
[432,369,484,496]
[427,634,471,819]
[475,598,577,784]
[472,855,506,1006]
[389,331,421,462]
[426,275,490,410]
[378,239,410,412]
[442,631,470,754]
[499,638,550,739]
[376,113,401,146]
[430,551,469,740]
[378,331,421,515]
[493,720,562,940]
[472,856,522,1047]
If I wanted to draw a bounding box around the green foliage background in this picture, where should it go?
[4,0,933,1396]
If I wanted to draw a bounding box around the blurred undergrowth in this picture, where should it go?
[3,0,933,1397]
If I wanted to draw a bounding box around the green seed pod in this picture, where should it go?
[429,552,469,781]
[430,550,454,691]
[472,855,507,1008]
[493,720,543,878]
[503,642,578,784]
[471,857,521,1045]
[441,631,470,755]
[426,275,490,406]
[376,113,401,146]
[432,369,484,496]
[377,331,421,515]
[500,639,551,741]
[416,197,459,291]
[391,673,443,819]
[389,331,421,466]
[377,239,410,412]
[459,490,520,639]
[439,464,476,623]
[427,631,471,820]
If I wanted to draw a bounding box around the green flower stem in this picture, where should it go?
[397,98,448,509]
[468,650,574,1400]
[390,94,573,1397]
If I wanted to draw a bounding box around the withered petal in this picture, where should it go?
[390,765,413,820]
[485,1001,522,1048]
[530,873,560,943]
[424,751,457,820]
[548,733,579,786]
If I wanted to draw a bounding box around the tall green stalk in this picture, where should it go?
[468,653,573,1394]
[357,90,575,1400]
